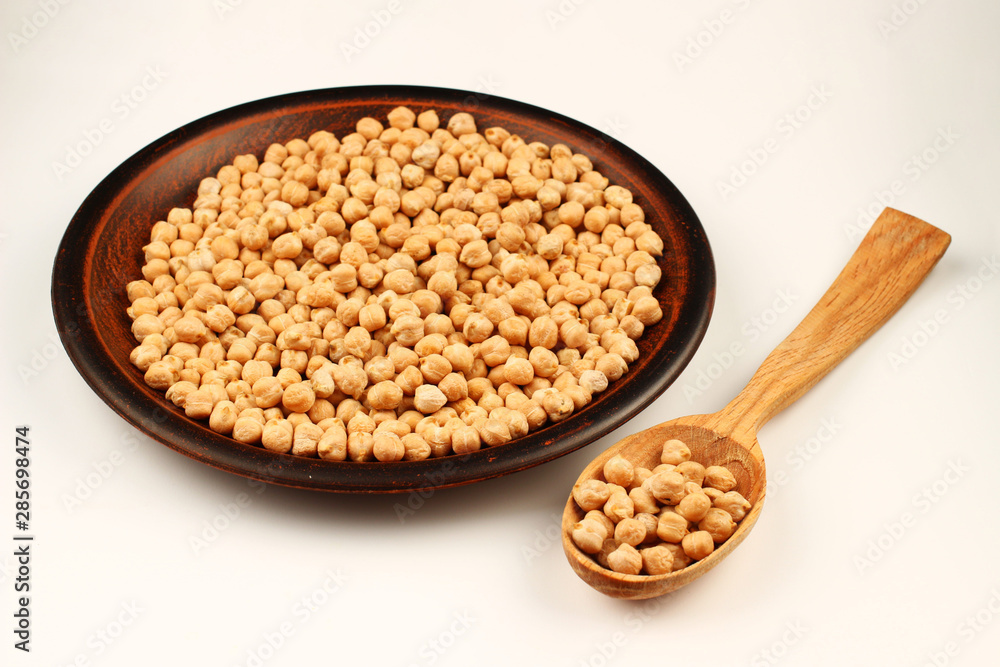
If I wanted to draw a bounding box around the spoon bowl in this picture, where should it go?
[563,207,951,599]
[562,417,766,599]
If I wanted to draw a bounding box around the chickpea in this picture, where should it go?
[451,425,481,455]
[632,295,663,326]
[130,107,668,462]
[479,336,511,367]
[604,491,634,523]
[442,342,474,374]
[233,416,265,444]
[421,424,451,458]
[318,423,348,461]
[702,487,724,503]
[368,381,403,410]
[501,357,532,385]
[252,376,283,409]
[541,391,574,422]
[478,418,511,446]
[699,508,737,542]
[281,382,316,412]
[628,487,659,515]
[674,460,707,486]
[516,399,547,430]
[413,385,448,414]
[578,369,609,395]
[704,466,737,492]
[660,543,691,572]
[645,468,688,506]
[661,439,692,465]
[358,303,387,331]
[655,511,688,544]
[603,455,634,488]
[593,538,618,570]
[373,432,405,462]
[206,399,237,434]
[594,352,627,381]
[491,407,528,439]
[682,531,715,561]
[391,314,425,347]
[572,479,612,511]
[606,543,642,575]
[261,418,294,453]
[675,491,712,523]
[173,315,207,344]
[291,422,322,457]
[614,518,647,547]
[715,491,752,522]
[583,511,615,540]
[572,519,608,555]
[447,112,477,137]
[459,239,492,268]
[438,373,468,403]
[419,354,452,384]
[640,545,675,575]
[462,313,494,343]
[347,431,375,462]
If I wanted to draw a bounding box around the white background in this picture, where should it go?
[2,1,998,665]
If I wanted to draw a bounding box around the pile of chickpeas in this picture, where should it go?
[571,439,752,575]
[125,106,667,462]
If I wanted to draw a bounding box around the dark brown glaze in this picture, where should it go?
[51,86,715,493]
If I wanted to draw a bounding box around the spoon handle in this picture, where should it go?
[710,207,951,442]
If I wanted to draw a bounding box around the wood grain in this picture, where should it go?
[563,207,950,599]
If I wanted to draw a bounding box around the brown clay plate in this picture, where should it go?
[51,85,714,493]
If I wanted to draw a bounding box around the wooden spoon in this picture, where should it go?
[561,207,951,599]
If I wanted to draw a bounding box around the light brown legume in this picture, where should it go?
[129,106,668,463]
[571,438,752,576]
